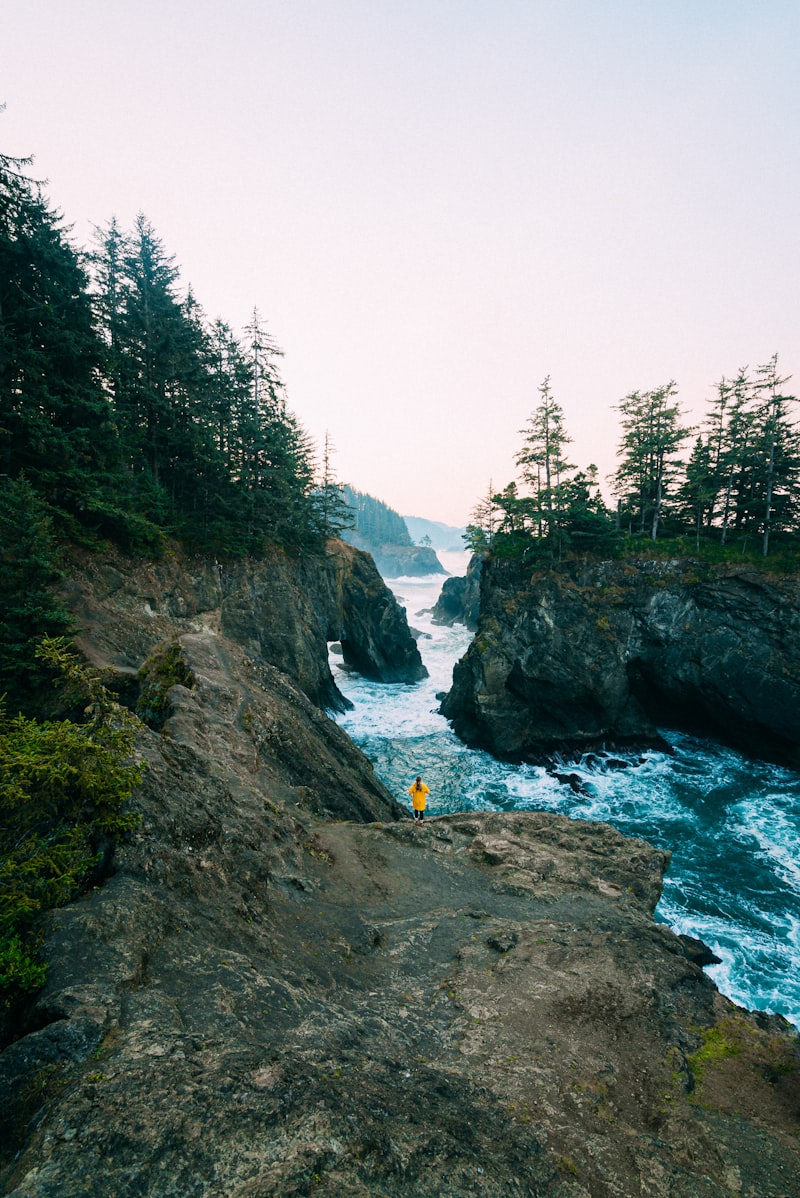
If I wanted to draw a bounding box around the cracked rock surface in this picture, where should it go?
[2,551,798,1196]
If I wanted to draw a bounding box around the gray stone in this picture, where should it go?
[442,557,800,765]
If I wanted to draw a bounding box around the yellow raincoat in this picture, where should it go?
[408,779,430,812]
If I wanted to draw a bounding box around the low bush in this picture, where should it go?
[0,639,143,1026]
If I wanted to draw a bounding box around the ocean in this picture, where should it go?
[332,552,800,1029]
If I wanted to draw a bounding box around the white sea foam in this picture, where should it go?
[332,559,800,1029]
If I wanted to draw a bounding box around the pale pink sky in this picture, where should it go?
[3,1,799,526]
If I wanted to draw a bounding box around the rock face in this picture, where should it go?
[3,547,799,1196]
[344,535,447,579]
[3,779,799,1195]
[325,542,430,680]
[432,552,483,630]
[64,538,426,714]
[442,556,800,765]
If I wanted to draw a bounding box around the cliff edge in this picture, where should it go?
[1,549,798,1196]
[442,557,800,766]
[63,539,426,716]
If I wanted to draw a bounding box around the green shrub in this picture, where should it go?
[0,934,47,1000]
[0,639,143,1020]
[136,641,195,730]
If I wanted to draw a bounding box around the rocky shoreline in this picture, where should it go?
[441,556,800,768]
[2,545,798,1196]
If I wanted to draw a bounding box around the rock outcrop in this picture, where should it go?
[432,552,482,630]
[442,556,800,765]
[3,754,799,1196]
[344,534,447,579]
[323,542,431,680]
[64,539,426,714]
[3,547,799,1196]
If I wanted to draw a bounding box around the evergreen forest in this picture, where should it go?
[1,150,330,564]
[339,485,413,549]
[467,369,800,564]
[1,145,338,1021]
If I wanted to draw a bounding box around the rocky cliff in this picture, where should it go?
[343,534,446,579]
[2,547,799,1196]
[432,552,483,631]
[442,557,800,766]
[64,538,426,715]
[3,783,799,1195]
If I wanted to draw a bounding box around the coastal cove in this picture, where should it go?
[3,541,799,1195]
[333,553,800,1031]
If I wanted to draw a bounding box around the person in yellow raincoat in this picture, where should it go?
[408,775,430,823]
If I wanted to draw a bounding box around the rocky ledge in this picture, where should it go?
[2,548,798,1196]
[442,556,800,765]
[63,538,426,714]
[3,760,799,1195]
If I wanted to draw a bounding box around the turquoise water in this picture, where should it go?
[332,556,800,1029]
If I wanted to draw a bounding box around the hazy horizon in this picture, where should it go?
[4,1,798,526]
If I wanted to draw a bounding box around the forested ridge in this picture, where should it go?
[0,144,342,1021]
[468,369,800,564]
[340,484,413,548]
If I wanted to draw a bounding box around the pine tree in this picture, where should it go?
[314,432,353,538]
[752,355,798,556]
[612,383,688,540]
[238,308,319,549]
[0,477,73,715]
[0,150,116,520]
[680,436,716,549]
[713,368,754,544]
[698,359,799,552]
[559,466,617,554]
[117,213,184,492]
[516,377,574,554]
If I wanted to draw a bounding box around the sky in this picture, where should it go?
[3,0,799,527]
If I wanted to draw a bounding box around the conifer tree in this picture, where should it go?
[696,359,798,552]
[516,377,574,554]
[314,432,352,538]
[612,382,688,540]
[0,149,116,519]
[713,368,754,544]
[680,436,716,548]
[464,481,505,554]
[559,466,617,554]
[753,355,798,555]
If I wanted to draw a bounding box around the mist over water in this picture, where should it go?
[332,553,800,1029]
